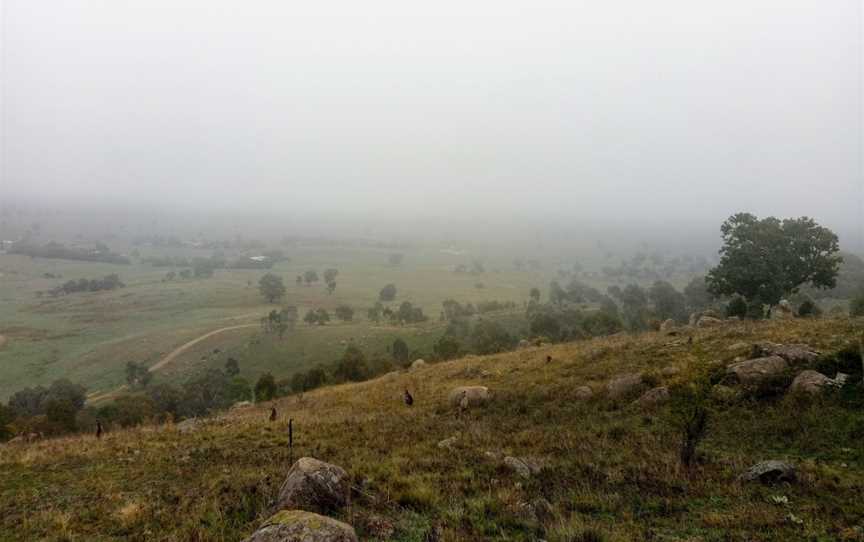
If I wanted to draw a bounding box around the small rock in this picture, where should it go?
[410,359,427,370]
[833,373,850,387]
[607,373,644,399]
[740,460,796,484]
[660,366,680,377]
[504,456,542,479]
[437,435,459,450]
[517,339,530,349]
[242,510,357,542]
[789,370,832,395]
[696,316,723,328]
[276,457,350,514]
[634,386,670,409]
[573,386,593,400]
[771,300,794,319]
[448,386,490,408]
[231,401,253,410]
[659,319,676,334]
[520,497,554,523]
[726,356,788,385]
[176,418,201,433]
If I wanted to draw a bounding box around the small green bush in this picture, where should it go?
[797,299,821,317]
[725,295,747,319]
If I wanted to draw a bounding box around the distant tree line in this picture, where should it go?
[0,357,258,441]
[45,274,124,297]
[10,241,130,264]
[367,301,428,325]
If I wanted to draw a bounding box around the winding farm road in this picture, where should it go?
[86,323,259,404]
[147,323,259,372]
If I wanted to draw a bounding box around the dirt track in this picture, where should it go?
[86,323,258,404]
[147,323,258,372]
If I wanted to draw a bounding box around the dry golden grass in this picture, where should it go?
[1,317,863,541]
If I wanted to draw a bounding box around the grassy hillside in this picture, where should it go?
[2,318,862,541]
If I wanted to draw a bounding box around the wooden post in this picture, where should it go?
[288,418,294,464]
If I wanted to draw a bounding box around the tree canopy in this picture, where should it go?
[258,273,286,303]
[706,213,841,306]
[379,283,397,302]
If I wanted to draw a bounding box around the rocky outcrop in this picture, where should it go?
[739,460,796,484]
[726,356,788,385]
[448,386,490,408]
[276,458,350,515]
[606,373,644,399]
[243,510,357,542]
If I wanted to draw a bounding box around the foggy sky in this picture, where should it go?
[1,1,862,238]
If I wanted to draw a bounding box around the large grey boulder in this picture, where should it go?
[789,370,833,395]
[276,458,350,514]
[769,344,819,364]
[243,510,357,542]
[751,342,819,364]
[606,373,644,399]
[726,356,788,385]
[448,386,490,408]
[739,460,796,484]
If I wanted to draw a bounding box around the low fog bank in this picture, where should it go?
[1,198,861,264]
